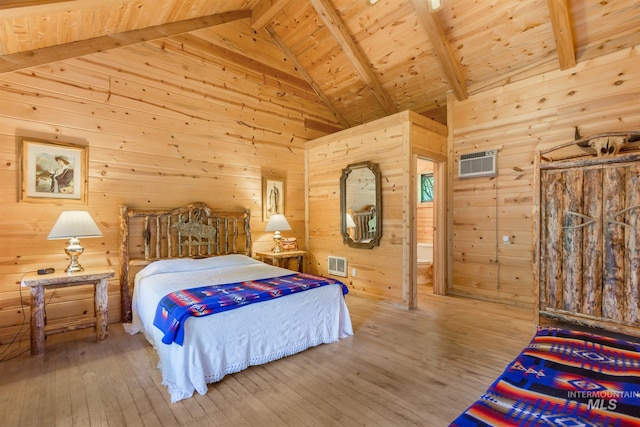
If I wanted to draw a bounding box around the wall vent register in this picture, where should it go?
[328,256,347,277]
[458,150,497,178]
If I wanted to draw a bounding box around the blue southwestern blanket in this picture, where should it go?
[450,327,640,427]
[153,273,348,346]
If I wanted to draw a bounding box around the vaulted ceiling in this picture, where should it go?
[0,0,638,129]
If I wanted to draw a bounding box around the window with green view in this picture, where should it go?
[420,173,434,202]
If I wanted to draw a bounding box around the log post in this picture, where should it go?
[561,169,583,313]
[602,166,625,321]
[95,278,108,341]
[30,285,45,356]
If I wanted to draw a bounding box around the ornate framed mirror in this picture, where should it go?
[340,161,382,248]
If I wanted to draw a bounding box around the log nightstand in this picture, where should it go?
[21,267,114,356]
[256,250,307,273]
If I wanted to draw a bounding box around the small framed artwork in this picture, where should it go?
[20,137,88,204]
[262,176,285,221]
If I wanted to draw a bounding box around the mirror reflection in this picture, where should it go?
[340,161,381,248]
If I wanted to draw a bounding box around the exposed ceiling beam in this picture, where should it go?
[0,10,251,74]
[307,0,398,115]
[546,0,576,70]
[411,0,467,101]
[266,25,350,128]
[251,0,294,31]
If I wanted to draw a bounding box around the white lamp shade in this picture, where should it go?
[345,213,356,228]
[265,214,291,232]
[48,211,103,240]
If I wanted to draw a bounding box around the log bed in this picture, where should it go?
[117,201,352,402]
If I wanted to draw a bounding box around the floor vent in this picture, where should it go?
[458,149,497,178]
[328,256,347,277]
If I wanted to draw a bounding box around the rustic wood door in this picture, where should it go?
[539,161,640,326]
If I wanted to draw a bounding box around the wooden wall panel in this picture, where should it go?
[306,118,405,303]
[0,20,338,345]
[450,45,640,308]
[306,111,446,306]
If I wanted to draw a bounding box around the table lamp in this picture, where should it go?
[265,214,291,253]
[48,210,103,273]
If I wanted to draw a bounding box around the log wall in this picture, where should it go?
[0,20,338,344]
[449,45,640,307]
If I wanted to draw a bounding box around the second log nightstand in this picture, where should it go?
[256,250,307,273]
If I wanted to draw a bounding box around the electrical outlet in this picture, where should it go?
[351,268,357,277]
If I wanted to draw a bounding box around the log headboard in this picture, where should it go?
[119,202,251,322]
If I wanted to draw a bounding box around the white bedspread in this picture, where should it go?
[124,254,353,402]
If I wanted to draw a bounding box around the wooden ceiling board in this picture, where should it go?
[146,37,305,104]
[268,2,355,106]
[283,21,336,68]
[270,1,321,48]
[274,7,361,97]
[445,0,554,86]
[289,41,352,90]
[0,0,257,54]
[194,24,301,77]
[345,2,442,107]
[570,0,640,47]
[378,47,450,110]
[0,0,639,128]
[331,90,383,124]
[180,35,324,117]
[62,51,326,144]
[274,0,396,123]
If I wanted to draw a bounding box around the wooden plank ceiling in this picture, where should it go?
[0,0,638,129]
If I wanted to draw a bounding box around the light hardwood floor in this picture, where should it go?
[0,288,535,426]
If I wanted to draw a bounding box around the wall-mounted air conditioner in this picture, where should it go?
[458,150,497,178]
[328,256,347,277]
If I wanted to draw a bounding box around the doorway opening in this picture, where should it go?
[416,157,435,299]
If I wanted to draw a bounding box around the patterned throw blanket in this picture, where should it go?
[450,327,640,426]
[153,273,348,346]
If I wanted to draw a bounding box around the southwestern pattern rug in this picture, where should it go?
[450,326,640,426]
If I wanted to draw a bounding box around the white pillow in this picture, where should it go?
[135,254,258,282]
